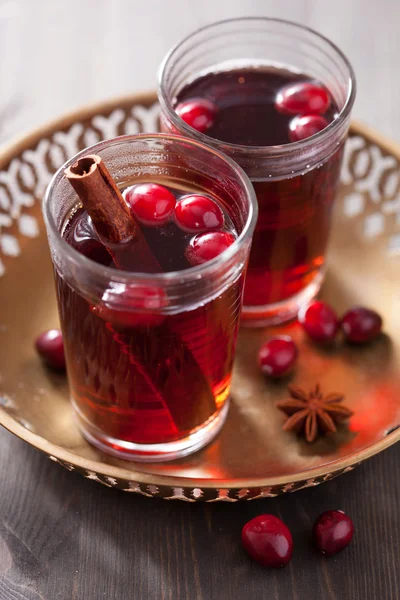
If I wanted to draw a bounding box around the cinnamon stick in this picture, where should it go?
[65,155,135,244]
[65,155,160,273]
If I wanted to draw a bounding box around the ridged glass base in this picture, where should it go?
[73,399,230,462]
[241,270,325,327]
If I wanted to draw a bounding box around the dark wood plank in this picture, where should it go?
[0,427,399,600]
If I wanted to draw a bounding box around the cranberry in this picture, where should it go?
[258,336,298,378]
[91,284,166,329]
[242,515,293,568]
[175,194,224,232]
[186,231,236,266]
[313,510,354,556]
[289,115,329,142]
[341,306,382,343]
[175,98,217,133]
[275,82,331,115]
[125,183,176,226]
[299,301,339,344]
[35,329,66,370]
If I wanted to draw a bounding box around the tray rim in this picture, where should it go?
[1,409,399,489]
[1,91,400,169]
[1,91,400,491]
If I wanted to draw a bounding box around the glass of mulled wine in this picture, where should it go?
[43,134,257,461]
[158,17,356,326]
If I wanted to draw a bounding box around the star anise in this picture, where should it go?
[276,384,353,443]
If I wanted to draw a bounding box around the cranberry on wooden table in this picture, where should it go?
[175,195,224,232]
[186,231,235,265]
[258,336,298,378]
[125,183,176,226]
[242,514,293,568]
[175,98,217,133]
[289,115,329,142]
[341,306,382,343]
[299,301,340,344]
[275,82,331,115]
[313,510,354,556]
[35,329,65,370]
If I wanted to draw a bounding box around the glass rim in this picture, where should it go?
[157,16,357,156]
[43,133,258,285]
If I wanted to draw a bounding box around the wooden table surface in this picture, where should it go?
[1,0,400,598]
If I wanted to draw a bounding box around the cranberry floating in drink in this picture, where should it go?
[175,98,217,133]
[175,194,224,232]
[125,183,176,226]
[43,135,257,461]
[289,115,329,142]
[275,81,331,115]
[158,17,356,325]
[186,231,236,265]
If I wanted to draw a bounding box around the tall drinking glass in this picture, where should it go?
[158,17,356,326]
[43,134,257,461]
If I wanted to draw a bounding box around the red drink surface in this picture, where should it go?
[57,183,241,445]
[176,67,343,307]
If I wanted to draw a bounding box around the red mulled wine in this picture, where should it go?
[57,182,242,448]
[175,67,343,311]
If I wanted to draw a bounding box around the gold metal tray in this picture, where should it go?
[0,92,399,501]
